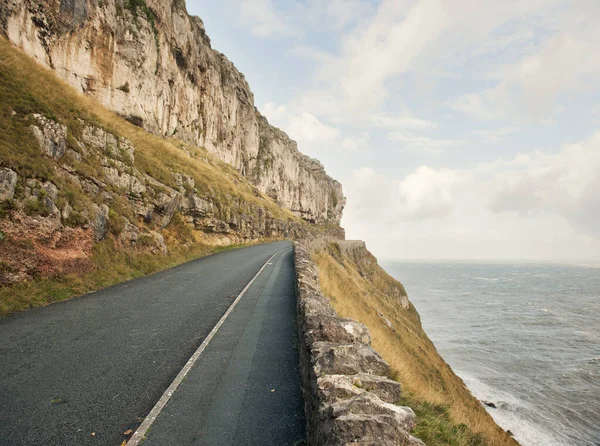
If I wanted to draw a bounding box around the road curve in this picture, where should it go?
[0,241,305,446]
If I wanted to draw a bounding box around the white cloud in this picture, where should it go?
[387,130,461,154]
[371,113,436,130]
[451,29,600,120]
[470,126,516,144]
[449,92,503,120]
[262,101,287,121]
[397,166,467,220]
[345,167,395,221]
[346,164,466,223]
[285,112,340,144]
[341,132,370,152]
[261,101,340,148]
[488,132,600,237]
[198,0,600,260]
[238,0,302,38]
[342,130,600,260]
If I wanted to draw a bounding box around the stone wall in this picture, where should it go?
[294,242,425,445]
[0,0,345,225]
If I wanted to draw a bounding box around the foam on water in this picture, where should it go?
[383,261,600,446]
[457,371,567,446]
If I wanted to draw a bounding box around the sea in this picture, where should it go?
[383,261,600,446]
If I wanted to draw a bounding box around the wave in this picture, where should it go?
[456,371,569,446]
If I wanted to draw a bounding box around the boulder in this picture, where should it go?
[154,193,181,228]
[311,342,389,377]
[61,202,73,220]
[305,315,371,345]
[184,195,213,218]
[91,204,110,240]
[149,231,168,255]
[0,168,17,202]
[41,181,59,201]
[316,374,401,405]
[173,172,195,190]
[102,167,146,196]
[352,374,402,404]
[299,292,337,319]
[42,196,60,218]
[318,413,412,446]
[30,114,67,160]
[328,393,416,433]
[119,220,139,246]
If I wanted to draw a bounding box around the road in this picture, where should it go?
[0,241,305,446]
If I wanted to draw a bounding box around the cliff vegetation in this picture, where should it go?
[313,241,519,446]
[0,37,311,315]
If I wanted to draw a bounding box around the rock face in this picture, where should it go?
[0,0,345,224]
[294,242,425,446]
[0,168,17,201]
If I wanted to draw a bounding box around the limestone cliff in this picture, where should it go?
[0,0,345,224]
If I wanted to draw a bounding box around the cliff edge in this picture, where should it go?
[0,0,345,225]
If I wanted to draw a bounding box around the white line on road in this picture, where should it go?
[127,246,292,446]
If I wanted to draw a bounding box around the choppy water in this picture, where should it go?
[383,262,600,446]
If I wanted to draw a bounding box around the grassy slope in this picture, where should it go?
[313,245,518,446]
[0,37,301,315]
[0,38,297,220]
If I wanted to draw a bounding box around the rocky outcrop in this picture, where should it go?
[294,242,425,446]
[0,167,17,201]
[0,111,309,284]
[0,0,345,224]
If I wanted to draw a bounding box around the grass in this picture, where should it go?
[0,36,303,315]
[0,37,299,223]
[313,246,518,446]
[0,236,274,317]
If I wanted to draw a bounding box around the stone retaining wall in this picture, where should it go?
[294,242,425,445]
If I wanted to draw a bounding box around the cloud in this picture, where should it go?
[345,167,395,221]
[262,101,287,121]
[449,91,503,120]
[341,132,370,152]
[285,112,340,144]
[470,126,516,144]
[238,0,302,38]
[344,131,600,261]
[396,166,466,220]
[488,132,600,237]
[189,0,600,260]
[346,165,466,222]
[451,29,600,121]
[261,101,340,146]
[387,130,462,154]
[371,113,436,130]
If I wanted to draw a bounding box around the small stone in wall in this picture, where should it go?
[311,342,389,377]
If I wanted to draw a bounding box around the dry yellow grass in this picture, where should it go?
[0,37,299,222]
[313,246,518,446]
[0,36,299,315]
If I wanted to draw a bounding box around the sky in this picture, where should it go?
[186,0,600,262]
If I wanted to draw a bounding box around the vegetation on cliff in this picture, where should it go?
[313,242,518,446]
[0,37,309,315]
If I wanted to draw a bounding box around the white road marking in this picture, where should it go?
[126,246,291,446]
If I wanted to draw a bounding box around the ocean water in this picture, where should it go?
[383,262,600,446]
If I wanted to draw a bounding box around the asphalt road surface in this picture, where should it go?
[0,241,305,446]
